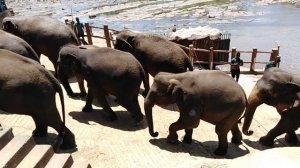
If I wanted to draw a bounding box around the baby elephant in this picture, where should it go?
[58,45,146,124]
[144,70,247,156]
[0,49,76,149]
[259,105,300,147]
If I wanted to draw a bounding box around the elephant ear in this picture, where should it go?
[3,20,17,32]
[167,79,184,102]
[285,82,300,94]
[276,82,300,104]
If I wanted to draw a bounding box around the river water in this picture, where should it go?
[6,0,300,73]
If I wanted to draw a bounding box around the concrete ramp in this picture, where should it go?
[0,126,91,168]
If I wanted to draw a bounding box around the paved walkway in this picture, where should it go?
[0,40,299,167]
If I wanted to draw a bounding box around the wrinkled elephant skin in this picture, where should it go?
[3,15,79,74]
[144,70,247,156]
[114,30,193,96]
[242,67,300,145]
[58,45,145,124]
[0,49,76,149]
[0,29,39,62]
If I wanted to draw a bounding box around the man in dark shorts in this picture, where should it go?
[230,52,243,82]
[75,17,88,45]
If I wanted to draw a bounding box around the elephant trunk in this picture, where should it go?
[144,99,159,137]
[242,106,256,136]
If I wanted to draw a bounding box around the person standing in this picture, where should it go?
[74,17,88,45]
[230,52,243,82]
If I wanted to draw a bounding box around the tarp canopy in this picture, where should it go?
[169,26,222,41]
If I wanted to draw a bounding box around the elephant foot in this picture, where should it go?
[32,128,47,137]
[259,136,274,147]
[60,141,77,150]
[213,147,227,156]
[231,136,242,144]
[167,133,179,144]
[285,133,299,146]
[182,135,193,144]
[82,105,93,112]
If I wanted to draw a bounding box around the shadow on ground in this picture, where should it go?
[69,110,147,131]
[33,133,78,153]
[149,138,249,159]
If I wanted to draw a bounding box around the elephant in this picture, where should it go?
[259,105,300,147]
[144,70,247,156]
[57,45,146,123]
[242,67,300,146]
[114,30,193,96]
[0,29,40,62]
[0,49,76,149]
[2,15,80,74]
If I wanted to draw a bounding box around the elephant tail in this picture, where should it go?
[54,81,66,135]
[238,89,249,123]
[139,65,149,97]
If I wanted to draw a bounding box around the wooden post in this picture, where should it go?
[231,47,236,61]
[270,48,279,61]
[103,25,112,48]
[250,48,257,73]
[85,23,93,45]
[209,47,214,70]
[188,44,194,67]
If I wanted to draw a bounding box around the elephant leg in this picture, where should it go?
[183,129,193,144]
[214,123,233,156]
[75,73,87,97]
[117,94,143,124]
[259,118,289,147]
[231,123,242,144]
[167,114,199,144]
[45,105,76,149]
[32,116,48,137]
[94,89,117,121]
[82,88,94,112]
[285,131,299,145]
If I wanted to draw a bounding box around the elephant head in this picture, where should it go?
[144,73,184,137]
[242,81,300,136]
[114,30,137,54]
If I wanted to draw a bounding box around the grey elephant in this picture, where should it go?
[0,49,76,149]
[0,29,39,62]
[58,45,146,123]
[242,67,300,146]
[144,70,247,156]
[2,15,79,74]
[114,30,193,96]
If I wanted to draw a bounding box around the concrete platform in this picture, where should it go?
[0,39,299,167]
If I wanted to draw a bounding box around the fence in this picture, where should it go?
[72,23,280,74]
[187,44,280,73]
[68,22,115,48]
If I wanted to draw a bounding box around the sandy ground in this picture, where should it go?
[0,38,299,168]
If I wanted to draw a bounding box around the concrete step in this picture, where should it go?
[71,161,92,168]
[0,127,14,150]
[0,136,35,168]
[17,145,54,168]
[45,153,74,168]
